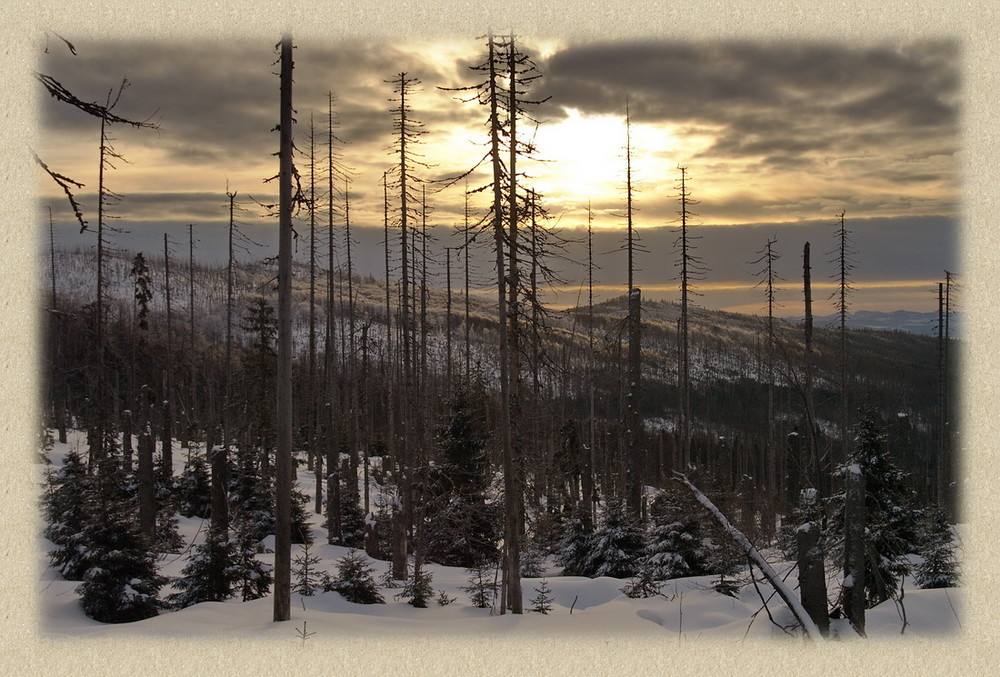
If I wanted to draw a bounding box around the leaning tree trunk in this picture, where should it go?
[674,472,824,641]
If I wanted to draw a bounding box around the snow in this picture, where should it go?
[21,430,973,675]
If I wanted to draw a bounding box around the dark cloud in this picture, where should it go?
[36,37,959,314]
[535,40,959,172]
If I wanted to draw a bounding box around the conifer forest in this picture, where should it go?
[34,33,963,655]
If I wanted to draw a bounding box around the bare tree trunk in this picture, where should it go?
[484,33,515,614]
[802,242,821,495]
[218,189,236,538]
[48,208,69,445]
[162,233,173,480]
[272,34,294,623]
[796,515,829,637]
[419,186,429,388]
[187,223,196,449]
[504,34,523,614]
[344,180,360,494]
[752,237,779,528]
[446,247,453,386]
[91,112,109,470]
[307,116,318,474]
[678,167,693,471]
[390,73,419,583]
[843,465,866,636]
[137,387,156,544]
[623,110,642,514]
[463,186,472,384]
[626,287,642,513]
[583,203,595,526]
[936,280,946,508]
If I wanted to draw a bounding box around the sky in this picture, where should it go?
[35,36,960,316]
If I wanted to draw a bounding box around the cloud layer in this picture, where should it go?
[36,36,959,313]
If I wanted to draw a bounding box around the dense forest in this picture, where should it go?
[37,34,960,639]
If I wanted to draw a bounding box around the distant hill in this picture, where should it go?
[47,248,952,449]
[808,310,959,337]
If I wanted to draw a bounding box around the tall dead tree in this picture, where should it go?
[130,253,155,543]
[939,270,957,516]
[830,211,855,470]
[497,34,522,613]
[273,34,294,624]
[379,169,396,532]
[387,71,427,582]
[674,166,704,470]
[162,233,174,479]
[47,207,68,444]
[419,185,432,387]
[623,102,643,516]
[463,184,473,383]
[214,188,249,539]
[306,115,319,475]
[445,246,454,385]
[322,92,344,529]
[185,222,197,450]
[445,31,548,614]
[750,236,782,522]
[36,59,157,466]
[583,201,597,526]
[802,242,822,496]
[89,85,148,468]
[342,177,362,516]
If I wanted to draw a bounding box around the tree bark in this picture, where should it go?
[162,232,174,480]
[273,34,294,623]
[843,464,866,636]
[137,389,156,544]
[796,518,829,637]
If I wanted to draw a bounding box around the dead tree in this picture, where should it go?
[623,102,644,517]
[795,489,829,637]
[750,236,782,524]
[843,463,866,636]
[937,271,957,515]
[674,167,705,470]
[583,202,598,526]
[673,472,824,640]
[46,207,68,444]
[217,187,257,538]
[306,115,319,474]
[36,45,157,467]
[802,242,822,496]
[130,255,156,542]
[387,71,428,582]
[463,184,473,384]
[184,223,197,450]
[443,32,549,614]
[273,34,294,624]
[829,211,855,470]
[162,233,174,480]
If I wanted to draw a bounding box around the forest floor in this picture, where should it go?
[31,431,966,675]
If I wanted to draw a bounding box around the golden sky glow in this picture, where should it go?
[36,37,959,315]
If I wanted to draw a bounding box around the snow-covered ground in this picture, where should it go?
[20,431,975,675]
